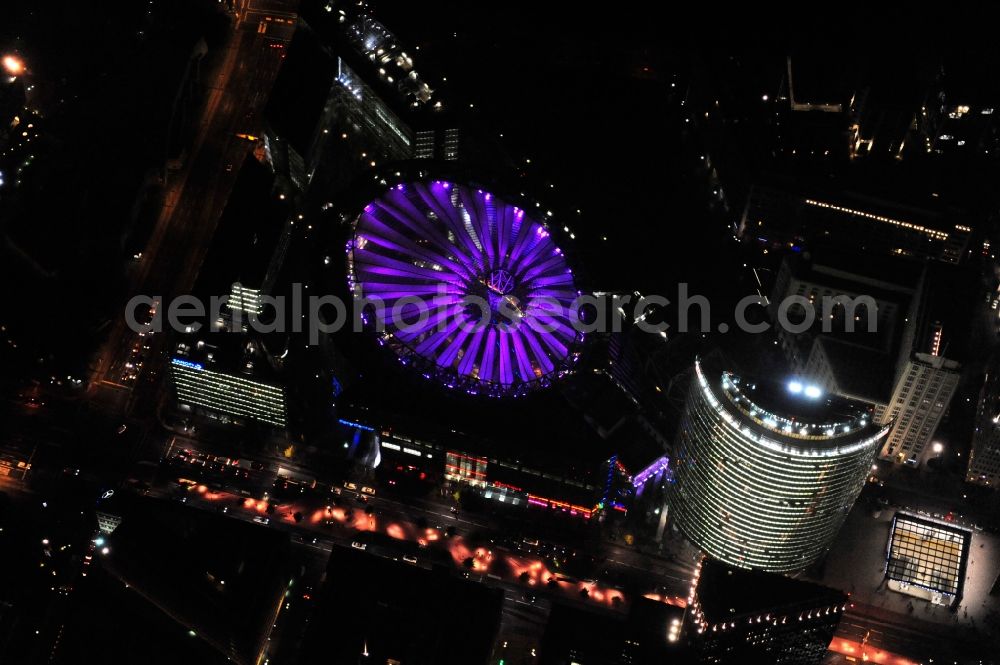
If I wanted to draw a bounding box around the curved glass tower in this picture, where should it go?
[668,360,890,572]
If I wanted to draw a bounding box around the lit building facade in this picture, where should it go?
[668,360,890,572]
[336,418,616,520]
[967,361,1000,488]
[876,352,959,465]
[771,250,962,469]
[170,357,287,428]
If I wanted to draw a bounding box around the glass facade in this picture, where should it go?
[170,358,287,428]
[331,57,413,161]
[885,514,969,603]
[444,451,487,487]
[667,361,890,572]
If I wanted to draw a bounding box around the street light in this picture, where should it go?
[932,442,944,455]
[2,55,25,77]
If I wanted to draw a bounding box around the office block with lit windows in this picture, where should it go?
[170,336,288,429]
[686,559,847,665]
[667,359,889,572]
[968,356,1000,488]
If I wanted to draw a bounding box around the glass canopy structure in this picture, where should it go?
[346,180,584,397]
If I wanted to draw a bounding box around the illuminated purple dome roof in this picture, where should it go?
[346,180,584,397]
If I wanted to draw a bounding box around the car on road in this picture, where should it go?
[253,516,270,525]
[351,541,367,551]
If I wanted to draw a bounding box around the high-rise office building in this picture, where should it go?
[874,271,963,466]
[264,0,465,195]
[774,252,965,468]
[967,358,1000,488]
[876,349,960,465]
[667,360,890,572]
[170,338,288,428]
[686,558,848,665]
[769,249,920,378]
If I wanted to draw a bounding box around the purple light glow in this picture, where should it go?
[632,455,670,489]
[347,180,583,397]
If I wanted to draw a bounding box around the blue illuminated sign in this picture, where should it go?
[171,358,204,371]
[338,418,374,432]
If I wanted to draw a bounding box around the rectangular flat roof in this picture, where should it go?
[696,559,845,621]
[885,513,971,598]
[297,546,503,665]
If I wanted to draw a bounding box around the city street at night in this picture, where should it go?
[4,3,1000,664]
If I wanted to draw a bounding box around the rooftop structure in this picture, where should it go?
[99,497,292,665]
[770,248,922,381]
[884,512,972,607]
[170,334,288,428]
[296,546,502,665]
[740,185,973,264]
[687,558,848,665]
[344,178,584,397]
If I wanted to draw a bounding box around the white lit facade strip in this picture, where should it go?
[669,361,889,572]
[803,199,949,241]
[171,361,287,428]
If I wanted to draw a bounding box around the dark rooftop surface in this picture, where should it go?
[779,247,922,362]
[538,598,687,664]
[297,546,503,665]
[911,262,978,363]
[100,496,292,665]
[52,563,231,665]
[264,21,334,159]
[338,334,629,474]
[785,55,854,107]
[815,336,894,405]
[193,154,288,298]
[792,246,924,297]
[696,559,846,622]
[172,330,284,386]
[538,602,626,665]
